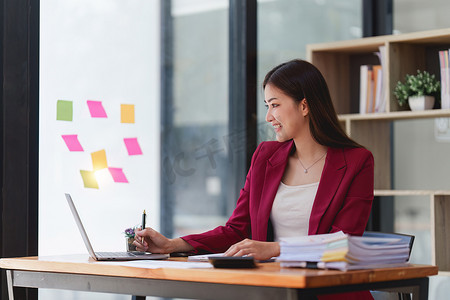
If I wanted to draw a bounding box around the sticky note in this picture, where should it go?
[121,104,135,123]
[91,150,108,170]
[87,100,107,118]
[61,135,84,151]
[57,100,73,121]
[124,138,143,155]
[80,170,99,189]
[108,167,128,183]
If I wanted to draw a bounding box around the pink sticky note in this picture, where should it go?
[108,167,128,183]
[61,135,84,151]
[123,138,143,155]
[87,100,107,118]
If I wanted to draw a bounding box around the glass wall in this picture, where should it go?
[393,0,450,298]
[394,0,450,34]
[257,0,363,142]
[39,1,160,299]
[162,0,230,238]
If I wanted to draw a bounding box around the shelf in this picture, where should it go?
[309,28,450,115]
[306,36,386,55]
[339,109,450,122]
[307,28,450,56]
[375,190,450,197]
[308,28,450,274]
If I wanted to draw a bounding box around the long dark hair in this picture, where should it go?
[263,59,362,149]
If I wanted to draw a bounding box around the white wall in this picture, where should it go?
[39,1,160,298]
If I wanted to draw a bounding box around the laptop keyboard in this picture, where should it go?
[96,252,136,258]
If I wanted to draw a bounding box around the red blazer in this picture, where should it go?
[183,140,375,300]
[182,140,374,252]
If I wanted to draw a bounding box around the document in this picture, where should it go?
[187,253,225,262]
[281,261,409,272]
[277,231,411,271]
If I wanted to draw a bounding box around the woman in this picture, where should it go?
[135,59,374,299]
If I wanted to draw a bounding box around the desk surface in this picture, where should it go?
[0,255,438,289]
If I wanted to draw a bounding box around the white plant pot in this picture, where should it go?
[408,95,435,111]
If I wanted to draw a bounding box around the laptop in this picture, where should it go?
[65,193,169,261]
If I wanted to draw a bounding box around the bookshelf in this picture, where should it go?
[307,28,450,273]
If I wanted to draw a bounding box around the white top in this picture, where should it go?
[270,181,319,241]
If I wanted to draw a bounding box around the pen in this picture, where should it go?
[141,210,146,243]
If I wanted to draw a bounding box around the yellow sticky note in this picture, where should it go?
[91,150,108,171]
[121,104,135,123]
[80,170,99,189]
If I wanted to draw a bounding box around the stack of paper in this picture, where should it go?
[277,231,411,271]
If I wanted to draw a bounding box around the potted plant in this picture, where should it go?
[394,70,440,111]
[124,227,137,252]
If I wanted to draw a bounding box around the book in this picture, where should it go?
[373,65,382,112]
[359,65,369,114]
[280,261,409,272]
[374,46,387,112]
[277,231,411,271]
[359,64,382,114]
[439,50,450,109]
[366,68,374,113]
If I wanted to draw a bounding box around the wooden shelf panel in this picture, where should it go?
[307,28,450,54]
[339,109,450,122]
[306,37,386,55]
[374,190,450,197]
[432,195,450,272]
[387,28,450,45]
[438,271,450,276]
[349,121,390,190]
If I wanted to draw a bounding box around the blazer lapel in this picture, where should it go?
[308,148,346,235]
[256,140,293,240]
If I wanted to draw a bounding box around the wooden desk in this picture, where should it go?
[0,255,438,300]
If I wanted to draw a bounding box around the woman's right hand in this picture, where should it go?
[133,228,194,254]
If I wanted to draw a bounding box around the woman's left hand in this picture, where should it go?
[224,239,280,261]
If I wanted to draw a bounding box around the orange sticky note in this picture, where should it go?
[121,104,135,123]
[80,170,99,189]
[91,150,108,171]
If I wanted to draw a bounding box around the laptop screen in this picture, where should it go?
[65,193,98,259]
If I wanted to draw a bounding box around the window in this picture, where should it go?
[39,1,160,299]
[161,0,230,238]
[257,0,363,142]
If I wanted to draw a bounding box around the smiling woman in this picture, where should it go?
[263,60,362,150]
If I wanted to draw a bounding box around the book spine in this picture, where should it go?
[359,65,368,114]
[440,50,450,109]
[376,46,387,112]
